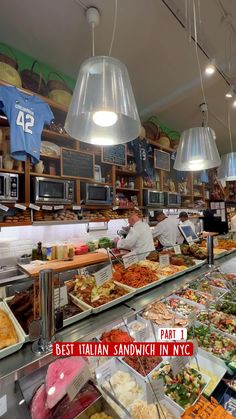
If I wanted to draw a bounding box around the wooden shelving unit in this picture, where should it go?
[0,79,210,225]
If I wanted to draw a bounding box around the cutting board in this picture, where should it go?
[18,252,109,278]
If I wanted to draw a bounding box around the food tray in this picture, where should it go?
[149,363,210,414]
[63,302,92,327]
[92,283,136,314]
[164,294,203,314]
[69,282,136,315]
[5,296,30,342]
[119,353,163,382]
[197,309,236,340]
[115,275,166,295]
[0,301,25,359]
[77,395,120,419]
[188,349,227,397]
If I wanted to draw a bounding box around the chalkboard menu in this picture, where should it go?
[102,144,127,166]
[154,149,170,171]
[61,148,94,179]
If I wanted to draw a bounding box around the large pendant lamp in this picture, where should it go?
[174,125,221,171]
[65,5,141,145]
[218,109,236,181]
[174,1,221,172]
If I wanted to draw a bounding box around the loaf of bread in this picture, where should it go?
[0,309,18,349]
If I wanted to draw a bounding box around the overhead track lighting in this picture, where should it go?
[65,3,141,145]
[225,86,234,99]
[205,59,216,76]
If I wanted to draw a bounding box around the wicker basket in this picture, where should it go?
[21,60,47,96]
[0,44,21,87]
[47,72,73,94]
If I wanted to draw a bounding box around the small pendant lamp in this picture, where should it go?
[218,109,236,181]
[174,104,221,171]
[65,6,141,145]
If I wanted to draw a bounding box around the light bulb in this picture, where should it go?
[205,60,216,75]
[233,99,236,107]
[226,89,233,98]
[91,137,115,145]
[188,159,205,170]
[93,111,118,127]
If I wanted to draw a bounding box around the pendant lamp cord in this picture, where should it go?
[109,0,118,56]
[92,22,95,56]
[192,0,208,126]
[228,106,234,152]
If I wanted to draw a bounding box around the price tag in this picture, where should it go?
[151,378,165,400]
[54,286,68,309]
[205,300,211,311]
[14,203,27,210]
[134,206,139,211]
[73,205,81,210]
[170,356,190,376]
[67,363,91,401]
[159,254,170,267]
[42,205,53,210]
[174,245,181,255]
[210,286,221,300]
[0,395,7,416]
[135,326,150,342]
[96,359,116,385]
[0,204,9,212]
[188,311,197,327]
[112,206,119,211]
[94,265,113,287]
[214,237,219,246]
[29,203,40,211]
[54,205,64,210]
[122,251,138,268]
[192,338,198,356]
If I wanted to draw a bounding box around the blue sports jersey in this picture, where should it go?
[0,86,54,163]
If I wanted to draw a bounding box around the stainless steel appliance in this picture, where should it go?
[164,192,181,207]
[80,183,113,205]
[34,177,74,204]
[143,190,164,207]
[0,173,18,201]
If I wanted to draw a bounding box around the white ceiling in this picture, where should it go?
[1,0,236,154]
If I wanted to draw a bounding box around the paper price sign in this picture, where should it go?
[170,356,190,376]
[54,205,64,210]
[122,251,138,268]
[96,359,116,385]
[192,338,198,356]
[159,254,170,267]
[205,300,211,311]
[42,205,53,210]
[73,205,81,210]
[213,237,219,246]
[29,203,40,211]
[150,378,165,400]
[94,265,113,287]
[210,286,221,300]
[135,326,150,342]
[54,286,68,309]
[112,206,119,211]
[188,311,197,327]
[174,245,181,255]
[0,204,9,212]
[67,363,91,401]
[0,395,7,416]
[14,203,27,210]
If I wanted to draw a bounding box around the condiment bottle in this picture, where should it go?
[36,242,43,260]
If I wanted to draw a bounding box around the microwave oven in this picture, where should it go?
[34,177,75,204]
[164,192,181,207]
[0,173,18,201]
[143,190,164,207]
[80,183,113,205]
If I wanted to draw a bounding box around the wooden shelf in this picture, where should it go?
[40,154,60,160]
[116,168,137,175]
[30,172,62,178]
[0,168,24,174]
[0,80,68,113]
[42,129,71,140]
[147,138,176,153]
[115,187,140,192]
[180,194,192,197]
[194,195,203,198]
[0,222,32,228]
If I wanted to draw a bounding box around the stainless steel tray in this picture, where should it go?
[0,301,25,359]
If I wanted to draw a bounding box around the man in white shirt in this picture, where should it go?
[152,210,178,248]
[177,211,196,244]
[116,213,155,256]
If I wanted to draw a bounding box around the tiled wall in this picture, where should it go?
[0,219,127,262]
